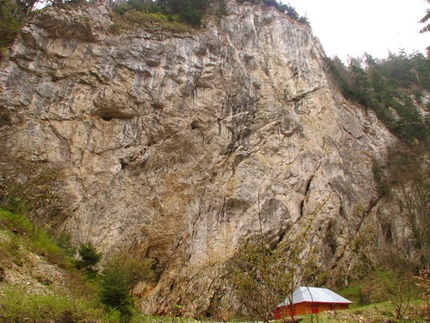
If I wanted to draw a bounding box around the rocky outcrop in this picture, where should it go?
[0,1,397,316]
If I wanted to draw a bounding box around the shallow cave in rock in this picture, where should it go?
[93,107,133,121]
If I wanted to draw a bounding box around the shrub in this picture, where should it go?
[0,208,32,234]
[372,159,391,197]
[179,8,202,26]
[74,242,101,273]
[415,268,430,319]
[111,0,208,30]
[56,232,76,257]
[0,208,70,267]
[0,1,21,50]
[99,252,153,322]
[4,194,30,219]
[162,20,191,32]
[227,242,294,322]
[109,23,122,34]
[113,2,131,15]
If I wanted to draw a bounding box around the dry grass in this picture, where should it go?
[291,300,429,323]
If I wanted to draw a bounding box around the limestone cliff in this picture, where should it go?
[0,1,398,316]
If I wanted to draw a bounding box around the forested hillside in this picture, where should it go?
[326,51,430,143]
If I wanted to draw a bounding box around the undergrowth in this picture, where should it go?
[0,285,105,323]
[0,206,429,322]
[0,207,160,323]
[295,300,429,322]
[109,9,192,34]
[0,208,70,267]
[0,208,108,322]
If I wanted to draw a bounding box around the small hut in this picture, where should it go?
[274,287,352,318]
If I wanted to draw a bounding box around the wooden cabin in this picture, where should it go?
[274,287,352,318]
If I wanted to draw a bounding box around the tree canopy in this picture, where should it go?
[419,0,430,34]
[326,51,430,144]
[73,241,102,273]
[420,0,430,53]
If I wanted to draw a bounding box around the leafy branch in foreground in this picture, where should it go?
[227,241,292,323]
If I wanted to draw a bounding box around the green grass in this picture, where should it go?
[0,207,106,322]
[0,208,70,267]
[0,207,167,323]
[279,300,429,322]
[1,208,428,322]
[0,285,105,323]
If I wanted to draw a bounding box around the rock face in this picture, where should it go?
[0,1,397,316]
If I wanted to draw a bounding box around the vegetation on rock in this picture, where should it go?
[0,0,20,59]
[108,0,307,33]
[0,0,306,49]
[384,142,430,268]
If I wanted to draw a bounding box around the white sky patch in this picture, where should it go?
[288,0,430,61]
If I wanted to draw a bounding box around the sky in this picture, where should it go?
[288,0,430,62]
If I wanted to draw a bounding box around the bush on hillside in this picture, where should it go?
[99,252,154,322]
[74,242,101,273]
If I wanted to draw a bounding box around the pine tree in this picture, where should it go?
[419,0,430,33]
[74,242,101,273]
[419,0,430,53]
[99,253,153,322]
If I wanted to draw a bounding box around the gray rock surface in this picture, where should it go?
[0,1,398,316]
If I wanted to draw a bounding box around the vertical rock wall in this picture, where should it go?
[0,1,397,316]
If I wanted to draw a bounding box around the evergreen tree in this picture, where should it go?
[74,242,101,273]
[0,0,21,58]
[99,253,153,322]
[419,0,430,34]
[56,232,76,257]
[326,51,430,144]
[419,0,430,53]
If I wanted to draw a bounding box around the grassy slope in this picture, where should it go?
[0,208,170,323]
[295,300,429,322]
[0,206,428,322]
[0,208,103,322]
